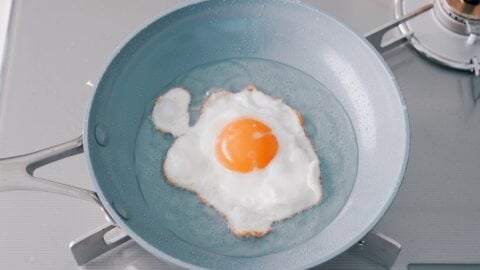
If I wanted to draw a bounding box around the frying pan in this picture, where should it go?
[0,0,409,269]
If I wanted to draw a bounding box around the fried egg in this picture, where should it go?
[152,86,322,237]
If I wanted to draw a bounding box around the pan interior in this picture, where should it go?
[134,57,357,257]
[86,0,408,268]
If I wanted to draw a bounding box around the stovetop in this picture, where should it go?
[1,1,479,269]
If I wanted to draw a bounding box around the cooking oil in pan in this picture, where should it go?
[134,57,358,257]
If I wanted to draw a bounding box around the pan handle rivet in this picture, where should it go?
[112,201,129,220]
[94,124,108,146]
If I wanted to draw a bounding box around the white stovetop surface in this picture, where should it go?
[0,0,12,75]
[0,1,408,269]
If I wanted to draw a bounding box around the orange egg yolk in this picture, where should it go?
[215,118,279,173]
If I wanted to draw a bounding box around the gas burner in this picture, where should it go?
[443,0,480,21]
[435,0,480,36]
[396,0,480,75]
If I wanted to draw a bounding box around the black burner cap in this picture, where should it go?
[464,0,480,5]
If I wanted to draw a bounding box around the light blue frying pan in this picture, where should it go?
[0,0,409,269]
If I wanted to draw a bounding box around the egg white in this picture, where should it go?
[153,87,322,237]
[152,87,190,137]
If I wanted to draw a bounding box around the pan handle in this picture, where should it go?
[0,136,128,265]
[0,135,101,205]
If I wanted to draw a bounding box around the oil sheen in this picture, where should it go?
[134,57,358,257]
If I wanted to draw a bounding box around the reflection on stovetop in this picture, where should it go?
[378,44,480,268]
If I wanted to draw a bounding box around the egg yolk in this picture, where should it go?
[215,118,279,173]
